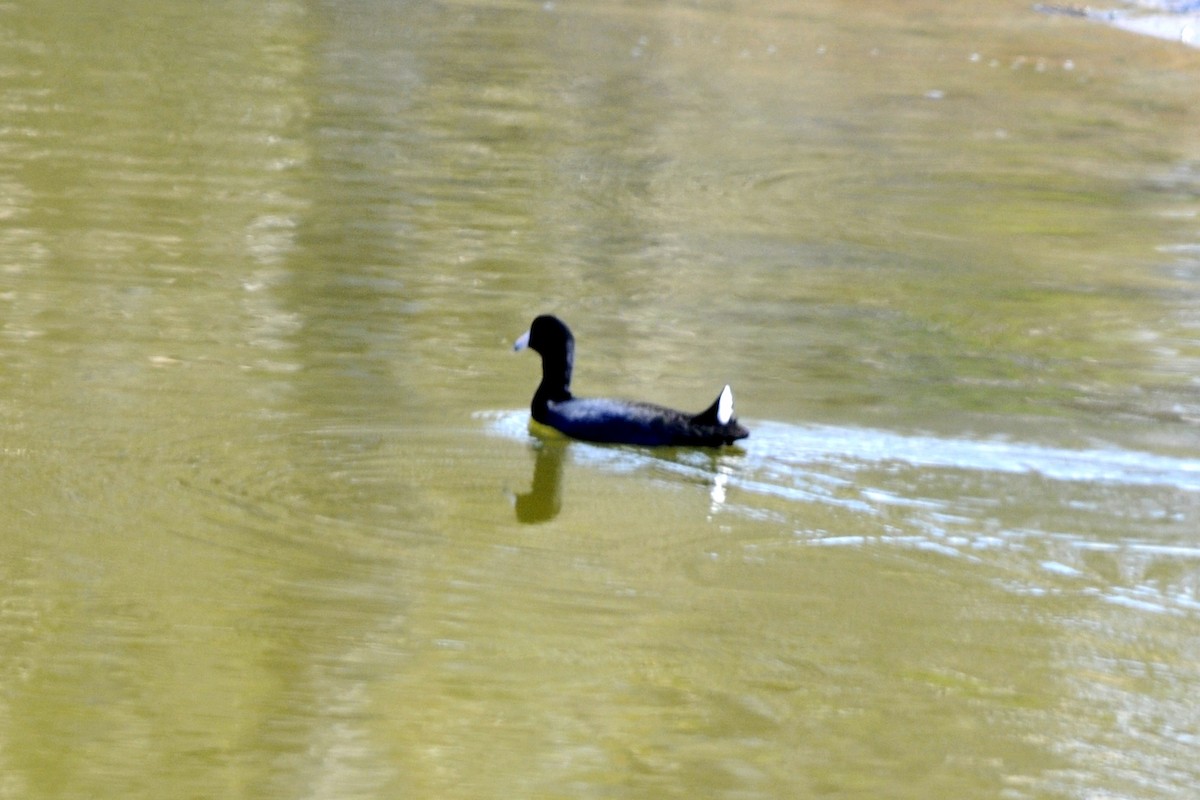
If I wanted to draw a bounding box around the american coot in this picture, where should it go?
[514,315,749,447]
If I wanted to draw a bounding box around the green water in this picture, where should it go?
[2,1,1199,798]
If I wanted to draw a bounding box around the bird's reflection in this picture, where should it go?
[514,436,567,524]
[511,426,743,524]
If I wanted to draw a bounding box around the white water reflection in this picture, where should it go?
[1039,2,1200,47]
[482,410,1200,496]
[482,410,1200,614]
[745,421,1200,490]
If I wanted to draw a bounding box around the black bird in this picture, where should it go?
[514,315,749,447]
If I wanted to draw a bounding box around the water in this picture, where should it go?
[3,1,1200,798]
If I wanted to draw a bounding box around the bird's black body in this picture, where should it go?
[514,315,749,447]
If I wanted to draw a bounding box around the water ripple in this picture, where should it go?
[748,420,1200,490]
[480,410,1200,613]
[479,410,1200,492]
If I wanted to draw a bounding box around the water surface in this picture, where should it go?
[2,1,1200,798]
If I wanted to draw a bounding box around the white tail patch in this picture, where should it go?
[717,385,734,425]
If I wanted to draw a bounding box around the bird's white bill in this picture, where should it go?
[513,330,530,351]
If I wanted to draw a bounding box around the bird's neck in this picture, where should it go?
[532,342,573,416]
